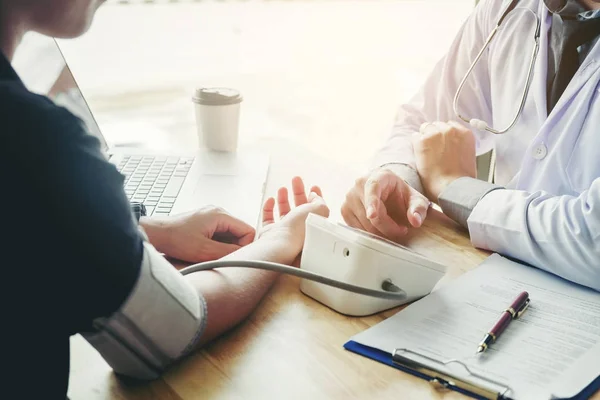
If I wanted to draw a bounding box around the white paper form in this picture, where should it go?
[350,254,600,399]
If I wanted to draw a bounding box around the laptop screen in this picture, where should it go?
[11,33,109,153]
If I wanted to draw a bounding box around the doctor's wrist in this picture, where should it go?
[428,175,464,204]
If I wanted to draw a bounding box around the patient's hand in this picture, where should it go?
[140,207,256,263]
[257,176,330,265]
[141,176,328,265]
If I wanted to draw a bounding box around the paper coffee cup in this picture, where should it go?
[192,87,243,152]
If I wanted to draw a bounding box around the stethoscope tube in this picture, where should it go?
[453,0,541,134]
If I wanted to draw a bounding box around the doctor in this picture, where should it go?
[342,0,600,290]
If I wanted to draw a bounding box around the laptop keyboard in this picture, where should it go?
[116,155,194,216]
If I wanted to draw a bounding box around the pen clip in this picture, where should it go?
[516,298,530,319]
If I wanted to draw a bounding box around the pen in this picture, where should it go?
[476,291,530,354]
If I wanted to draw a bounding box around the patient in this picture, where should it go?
[1,0,328,398]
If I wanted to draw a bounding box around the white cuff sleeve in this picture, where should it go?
[81,241,207,380]
[379,163,425,194]
[438,177,503,228]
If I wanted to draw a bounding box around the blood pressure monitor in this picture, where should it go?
[299,213,448,316]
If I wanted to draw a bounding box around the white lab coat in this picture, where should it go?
[375,0,600,290]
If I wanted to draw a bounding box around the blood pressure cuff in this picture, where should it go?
[81,239,208,380]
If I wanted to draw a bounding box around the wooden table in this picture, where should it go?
[66,141,600,400]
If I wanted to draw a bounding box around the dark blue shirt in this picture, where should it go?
[1,52,142,398]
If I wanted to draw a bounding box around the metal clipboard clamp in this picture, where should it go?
[392,348,514,400]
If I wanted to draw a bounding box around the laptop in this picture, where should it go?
[12,34,270,227]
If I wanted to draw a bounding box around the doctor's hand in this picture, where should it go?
[412,121,477,203]
[140,208,256,263]
[341,168,431,242]
[257,176,330,266]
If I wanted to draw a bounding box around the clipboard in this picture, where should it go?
[340,254,600,400]
[344,340,509,399]
[344,340,600,399]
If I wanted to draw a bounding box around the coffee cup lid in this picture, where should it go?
[192,87,243,105]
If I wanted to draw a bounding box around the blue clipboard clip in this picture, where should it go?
[392,348,513,400]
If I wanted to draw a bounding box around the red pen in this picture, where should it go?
[476,291,530,354]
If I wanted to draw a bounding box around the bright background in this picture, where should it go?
[55,0,475,171]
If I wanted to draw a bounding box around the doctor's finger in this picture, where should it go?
[368,198,409,240]
[341,204,365,231]
[359,215,384,237]
[343,192,382,235]
[355,198,385,236]
[405,187,431,228]
[363,170,396,218]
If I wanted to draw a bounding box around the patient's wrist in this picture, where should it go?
[231,235,298,266]
[139,216,172,254]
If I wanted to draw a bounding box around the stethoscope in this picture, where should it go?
[453,0,542,134]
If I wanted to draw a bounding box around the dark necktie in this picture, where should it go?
[547,13,600,112]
